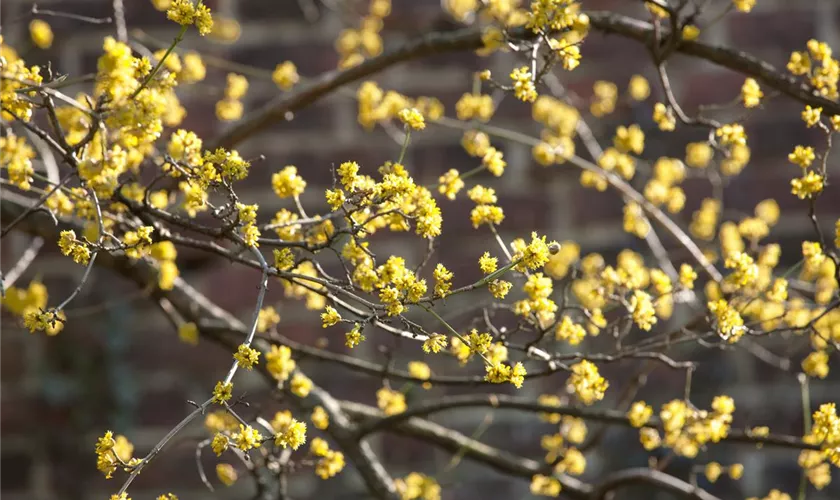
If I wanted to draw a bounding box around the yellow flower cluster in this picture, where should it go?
[515,273,557,326]
[95,431,138,479]
[422,333,448,353]
[272,61,299,90]
[311,406,329,429]
[640,396,735,457]
[644,157,687,213]
[708,299,745,342]
[266,345,296,381]
[312,437,346,479]
[166,0,213,35]
[437,169,464,200]
[376,387,407,415]
[741,78,763,108]
[510,66,537,102]
[291,372,312,397]
[0,43,43,122]
[788,39,840,99]
[29,20,53,49]
[456,93,494,122]
[233,424,263,451]
[334,0,391,68]
[484,360,527,388]
[272,410,307,450]
[398,107,426,130]
[58,229,92,265]
[590,80,618,117]
[357,81,443,130]
[530,474,561,497]
[233,343,260,370]
[212,381,233,403]
[346,324,366,348]
[216,463,237,486]
[796,402,840,487]
[1,280,64,336]
[567,360,608,405]
[216,73,248,121]
[395,472,441,500]
[0,132,34,191]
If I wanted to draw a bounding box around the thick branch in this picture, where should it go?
[211,26,485,150]
[340,400,593,498]
[212,12,840,150]
[351,391,819,452]
[589,467,720,500]
[0,197,399,500]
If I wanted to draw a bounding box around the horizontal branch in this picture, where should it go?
[588,13,840,116]
[210,26,485,150]
[355,393,633,438]
[352,392,820,452]
[272,332,561,386]
[340,400,593,498]
[344,401,721,500]
[589,467,720,500]
[212,11,840,150]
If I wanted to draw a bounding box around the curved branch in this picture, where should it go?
[352,391,820,453]
[211,26,487,150]
[340,400,593,498]
[212,11,840,150]
[271,331,562,386]
[589,467,720,500]
[0,197,399,500]
[355,394,632,438]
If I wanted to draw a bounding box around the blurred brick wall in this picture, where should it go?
[2,0,840,499]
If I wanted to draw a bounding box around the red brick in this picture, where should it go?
[136,389,199,427]
[0,392,39,436]
[231,42,338,78]
[237,0,310,22]
[0,336,26,380]
[0,450,32,491]
[727,10,815,65]
[128,442,209,490]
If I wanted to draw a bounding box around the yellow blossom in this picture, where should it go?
[628,74,650,101]
[346,324,366,348]
[233,424,263,451]
[628,401,653,427]
[398,107,425,130]
[653,102,676,131]
[233,344,260,370]
[212,381,233,404]
[216,463,237,486]
[321,305,342,327]
[376,387,406,415]
[290,373,312,397]
[311,406,329,430]
[741,78,763,107]
[802,105,822,127]
[272,61,299,90]
[510,66,537,102]
[788,145,816,168]
[791,171,824,199]
[568,360,608,405]
[29,20,54,49]
[422,333,448,353]
[733,0,755,12]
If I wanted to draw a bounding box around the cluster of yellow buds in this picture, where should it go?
[335,0,391,68]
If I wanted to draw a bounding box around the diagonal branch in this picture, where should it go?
[0,197,399,500]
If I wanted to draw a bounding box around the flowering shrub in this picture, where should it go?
[2,0,840,499]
